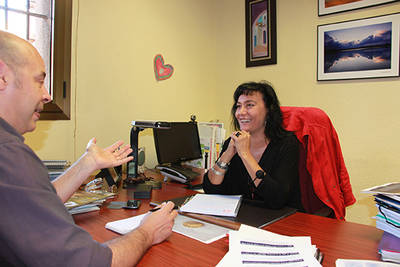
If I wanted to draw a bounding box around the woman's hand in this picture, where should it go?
[224,136,237,160]
[231,131,251,159]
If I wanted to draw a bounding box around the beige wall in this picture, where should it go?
[25,0,400,226]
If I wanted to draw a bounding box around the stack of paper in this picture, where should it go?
[362,183,400,238]
[217,224,322,266]
[179,194,242,217]
[378,232,400,264]
[362,182,400,263]
[65,190,115,215]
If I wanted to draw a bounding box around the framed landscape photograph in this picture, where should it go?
[318,0,400,16]
[245,0,276,67]
[317,13,400,81]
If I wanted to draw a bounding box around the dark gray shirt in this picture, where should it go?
[0,118,112,266]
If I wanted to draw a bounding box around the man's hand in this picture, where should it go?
[52,138,133,202]
[85,137,133,171]
[107,202,178,266]
[139,201,178,245]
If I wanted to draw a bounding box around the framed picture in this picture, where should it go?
[317,13,400,81]
[245,0,276,67]
[318,0,400,16]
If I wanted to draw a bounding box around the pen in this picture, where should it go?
[149,201,161,207]
[149,206,179,212]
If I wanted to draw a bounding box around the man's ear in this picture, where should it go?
[0,60,10,91]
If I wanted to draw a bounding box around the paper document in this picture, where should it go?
[180,194,242,217]
[173,214,229,244]
[362,182,400,199]
[105,213,147,235]
[217,224,321,267]
[68,205,100,215]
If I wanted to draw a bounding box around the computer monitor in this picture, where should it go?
[153,122,202,165]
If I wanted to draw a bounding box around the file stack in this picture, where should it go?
[362,182,400,263]
[65,190,116,215]
[42,160,70,181]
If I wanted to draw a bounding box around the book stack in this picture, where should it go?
[362,182,400,263]
[65,190,116,215]
[42,160,71,181]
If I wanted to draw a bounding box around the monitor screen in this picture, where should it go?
[153,122,202,165]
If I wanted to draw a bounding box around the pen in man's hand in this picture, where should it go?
[149,205,179,212]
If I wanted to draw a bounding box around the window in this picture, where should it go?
[0,0,72,120]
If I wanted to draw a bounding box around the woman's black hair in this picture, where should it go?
[231,81,291,140]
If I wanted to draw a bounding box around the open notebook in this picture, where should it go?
[179,194,242,217]
[152,195,297,228]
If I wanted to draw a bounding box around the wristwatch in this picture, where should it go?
[216,160,229,170]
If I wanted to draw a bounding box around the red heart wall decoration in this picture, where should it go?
[154,54,174,81]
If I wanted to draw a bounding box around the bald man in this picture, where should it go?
[0,31,177,267]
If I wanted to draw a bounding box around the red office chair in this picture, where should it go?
[281,107,356,220]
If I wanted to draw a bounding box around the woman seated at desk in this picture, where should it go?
[203,81,303,211]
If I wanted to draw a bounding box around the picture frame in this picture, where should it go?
[317,13,400,81]
[318,0,400,16]
[245,0,276,67]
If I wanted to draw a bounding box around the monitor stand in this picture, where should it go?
[123,174,148,189]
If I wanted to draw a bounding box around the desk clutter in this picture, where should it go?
[105,213,230,244]
[65,190,116,215]
[362,182,400,264]
[106,211,322,265]
[106,193,300,250]
[106,194,243,244]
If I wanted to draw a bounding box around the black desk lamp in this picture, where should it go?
[124,121,170,187]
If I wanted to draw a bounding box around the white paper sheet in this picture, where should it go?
[179,194,242,217]
[217,224,321,267]
[172,214,229,244]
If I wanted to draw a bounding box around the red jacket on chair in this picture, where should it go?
[281,106,356,220]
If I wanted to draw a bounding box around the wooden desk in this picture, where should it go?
[74,179,383,267]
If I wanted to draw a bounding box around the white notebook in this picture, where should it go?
[179,194,242,217]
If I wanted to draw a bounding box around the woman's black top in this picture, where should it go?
[202,134,303,210]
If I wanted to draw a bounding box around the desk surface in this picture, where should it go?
[74,176,383,267]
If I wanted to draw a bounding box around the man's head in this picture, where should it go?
[0,30,51,134]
